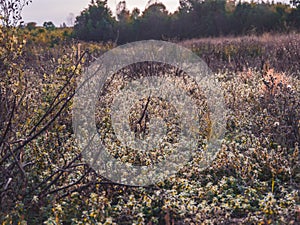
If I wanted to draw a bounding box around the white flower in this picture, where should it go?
[32,195,39,203]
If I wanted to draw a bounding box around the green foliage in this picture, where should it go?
[74,0,115,42]
[25,21,36,30]
[43,21,55,31]
[73,0,300,44]
[21,25,73,47]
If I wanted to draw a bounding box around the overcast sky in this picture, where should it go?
[22,0,180,26]
[21,0,290,27]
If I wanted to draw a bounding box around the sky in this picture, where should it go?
[21,0,180,26]
[21,0,290,27]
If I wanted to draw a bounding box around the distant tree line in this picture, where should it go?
[73,0,300,44]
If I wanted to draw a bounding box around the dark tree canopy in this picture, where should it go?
[43,21,55,30]
[74,0,115,42]
[73,0,300,44]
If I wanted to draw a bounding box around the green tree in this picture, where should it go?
[232,2,281,35]
[115,1,132,43]
[288,0,300,28]
[175,0,229,38]
[26,21,37,30]
[43,21,55,30]
[139,2,170,40]
[74,0,115,42]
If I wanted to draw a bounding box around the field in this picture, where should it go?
[0,25,300,225]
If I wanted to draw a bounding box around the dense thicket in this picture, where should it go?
[1,1,300,224]
[74,0,300,44]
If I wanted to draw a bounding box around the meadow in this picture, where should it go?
[0,23,299,225]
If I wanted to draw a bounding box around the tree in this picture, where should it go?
[0,0,32,26]
[131,7,141,20]
[26,21,37,30]
[67,12,75,26]
[288,4,300,28]
[176,0,229,38]
[116,1,129,21]
[139,2,170,40]
[290,0,300,7]
[179,0,193,12]
[74,0,115,42]
[43,21,56,30]
[115,1,131,43]
[231,2,269,34]
[72,0,299,42]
